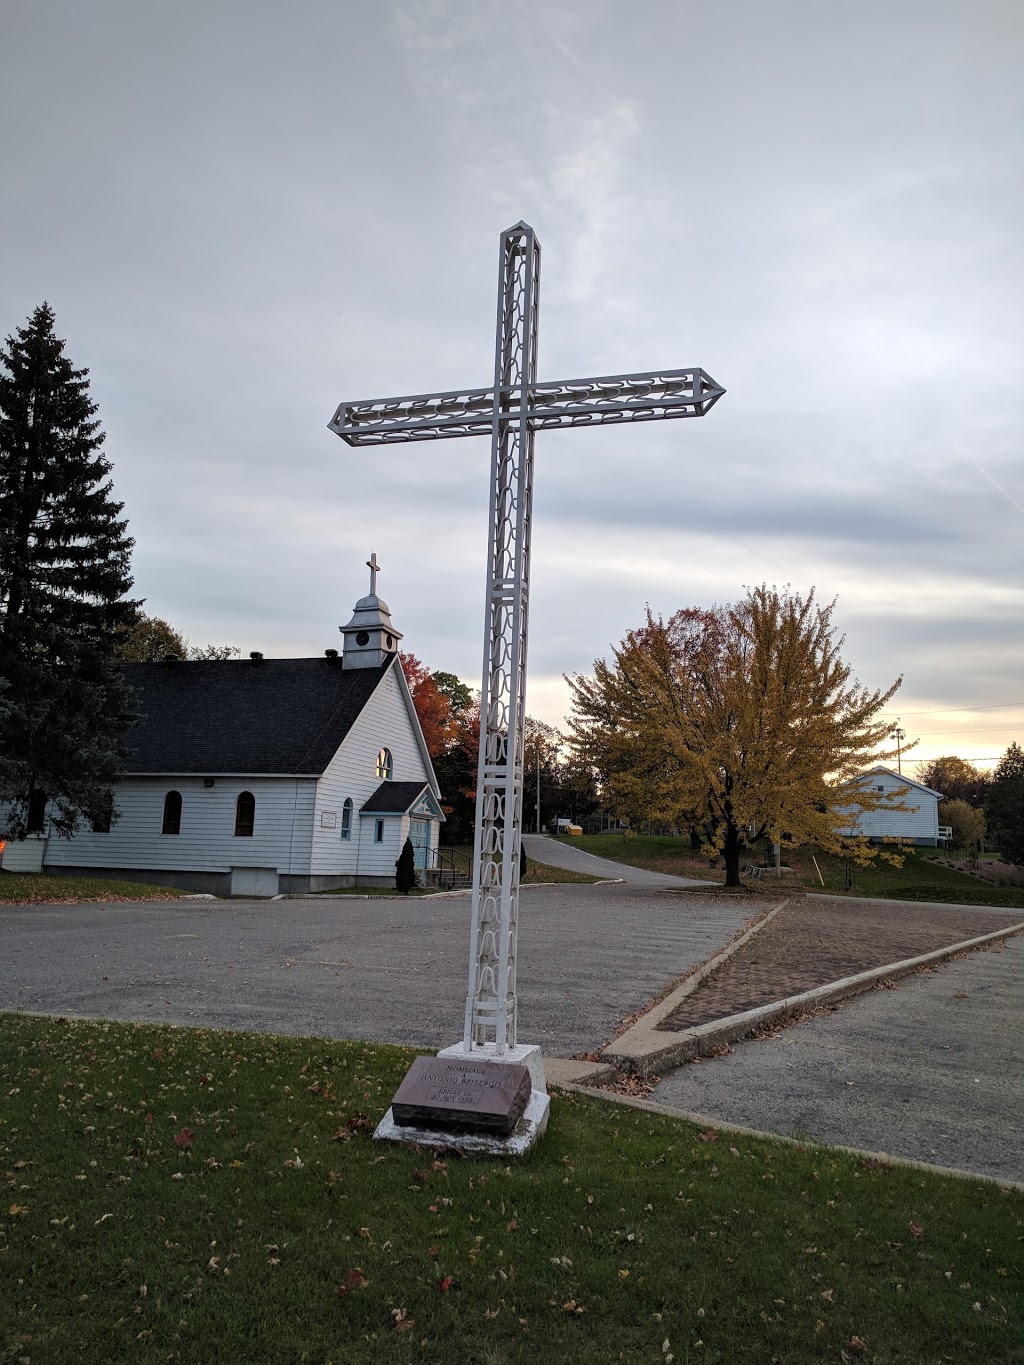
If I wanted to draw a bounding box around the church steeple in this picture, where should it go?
[340,551,403,669]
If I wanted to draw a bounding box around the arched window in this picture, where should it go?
[162,791,182,836]
[376,747,393,780]
[234,791,255,837]
[340,798,353,841]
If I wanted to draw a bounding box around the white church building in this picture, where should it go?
[1,560,444,895]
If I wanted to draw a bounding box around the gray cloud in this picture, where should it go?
[1,0,1021,764]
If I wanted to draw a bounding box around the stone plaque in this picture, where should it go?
[390,1055,532,1137]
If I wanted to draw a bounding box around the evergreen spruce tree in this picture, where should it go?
[985,742,1024,866]
[0,304,137,839]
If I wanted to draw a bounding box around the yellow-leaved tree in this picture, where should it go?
[566,586,909,886]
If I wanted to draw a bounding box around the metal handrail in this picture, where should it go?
[423,846,473,889]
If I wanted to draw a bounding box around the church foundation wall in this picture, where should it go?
[279,872,396,892]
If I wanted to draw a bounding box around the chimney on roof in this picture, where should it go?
[249,651,263,666]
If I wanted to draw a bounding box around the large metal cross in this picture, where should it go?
[329,221,725,1056]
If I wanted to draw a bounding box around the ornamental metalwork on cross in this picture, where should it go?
[329,221,725,1060]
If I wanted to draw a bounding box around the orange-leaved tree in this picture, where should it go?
[567,586,908,886]
[399,653,454,759]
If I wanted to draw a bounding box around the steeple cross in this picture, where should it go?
[365,550,381,596]
[330,222,725,1058]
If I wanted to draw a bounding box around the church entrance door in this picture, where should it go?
[410,818,430,870]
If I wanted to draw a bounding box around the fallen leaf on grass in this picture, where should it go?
[560,1300,586,1314]
[909,1221,925,1241]
[336,1268,369,1296]
[8,1204,28,1216]
[820,1288,835,1303]
[428,1244,440,1260]
[598,1073,659,1099]
[698,1129,718,1143]
[392,1307,415,1332]
[437,1275,456,1293]
[173,1128,195,1149]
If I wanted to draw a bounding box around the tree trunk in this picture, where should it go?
[723,821,742,887]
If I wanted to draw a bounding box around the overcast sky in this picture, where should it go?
[2,0,1021,769]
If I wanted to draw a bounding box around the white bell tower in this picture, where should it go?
[340,551,403,669]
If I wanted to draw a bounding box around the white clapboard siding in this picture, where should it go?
[353,810,412,880]
[310,663,430,877]
[840,770,940,843]
[41,777,317,874]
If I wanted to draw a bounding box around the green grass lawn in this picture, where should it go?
[559,837,1024,910]
[1,1015,1020,1363]
[439,845,602,887]
[0,873,188,903]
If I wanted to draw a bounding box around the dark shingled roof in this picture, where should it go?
[121,658,392,775]
[360,781,431,814]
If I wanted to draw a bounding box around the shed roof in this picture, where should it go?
[862,766,943,799]
[121,658,391,775]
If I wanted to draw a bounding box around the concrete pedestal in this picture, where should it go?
[374,1042,550,1157]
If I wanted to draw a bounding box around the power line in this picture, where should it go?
[881,701,1024,716]
[911,726,1023,738]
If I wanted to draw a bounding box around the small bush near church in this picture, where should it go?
[395,837,417,894]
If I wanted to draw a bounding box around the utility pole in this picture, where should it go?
[535,740,541,834]
[894,725,906,775]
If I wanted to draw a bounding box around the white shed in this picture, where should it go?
[840,766,943,846]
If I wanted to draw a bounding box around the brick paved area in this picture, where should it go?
[660,896,1021,1030]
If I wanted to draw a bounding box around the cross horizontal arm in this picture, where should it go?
[328,367,725,447]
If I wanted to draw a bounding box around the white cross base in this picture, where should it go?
[372,1042,550,1157]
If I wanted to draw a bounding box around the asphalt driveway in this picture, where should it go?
[0,883,754,1059]
[652,933,1024,1184]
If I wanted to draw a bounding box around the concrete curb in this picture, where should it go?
[600,898,789,1071]
[602,917,1024,1078]
[549,1082,1024,1192]
[544,1056,619,1088]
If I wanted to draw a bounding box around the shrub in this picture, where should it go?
[395,837,417,894]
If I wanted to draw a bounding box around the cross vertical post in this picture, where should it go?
[465,222,540,1054]
[366,551,381,596]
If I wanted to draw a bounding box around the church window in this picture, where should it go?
[374,818,385,843]
[340,798,353,841]
[356,631,370,646]
[376,747,393,780]
[161,791,182,836]
[234,791,256,837]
